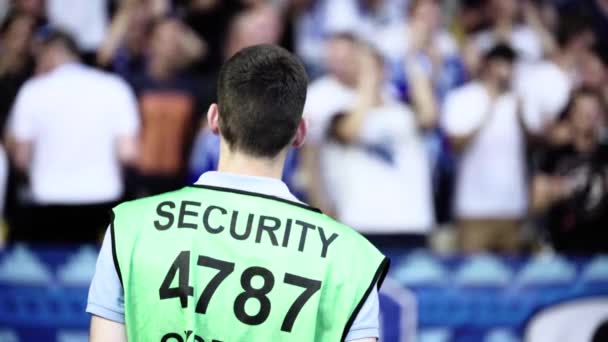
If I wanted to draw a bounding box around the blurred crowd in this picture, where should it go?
[0,0,607,255]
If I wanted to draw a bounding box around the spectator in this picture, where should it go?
[442,44,527,254]
[128,18,205,196]
[304,33,359,144]
[377,0,465,101]
[472,0,553,62]
[224,4,283,59]
[531,88,608,254]
[300,33,359,214]
[188,3,293,187]
[377,0,462,224]
[7,30,139,243]
[96,0,168,78]
[516,15,594,140]
[325,45,436,247]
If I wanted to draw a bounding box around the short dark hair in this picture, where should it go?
[484,43,517,63]
[217,44,308,157]
[39,29,80,55]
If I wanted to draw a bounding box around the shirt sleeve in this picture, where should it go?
[86,226,125,323]
[518,71,570,134]
[358,107,412,146]
[541,74,570,122]
[344,284,380,341]
[9,82,38,141]
[441,89,485,136]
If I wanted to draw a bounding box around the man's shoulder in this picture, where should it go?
[444,82,484,107]
[527,61,568,84]
[17,73,52,96]
[453,82,483,97]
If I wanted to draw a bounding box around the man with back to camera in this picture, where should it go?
[8,30,139,243]
[87,44,389,342]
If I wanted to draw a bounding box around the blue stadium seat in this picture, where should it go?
[57,247,98,286]
[0,329,19,342]
[0,245,53,285]
[582,255,608,283]
[418,328,452,342]
[454,255,512,287]
[393,251,448,286]
[484,328,520,342]
[516,255,576,286]
[57,331,88,342]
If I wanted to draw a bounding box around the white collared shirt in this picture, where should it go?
[442,82,527,219]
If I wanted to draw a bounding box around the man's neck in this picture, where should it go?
[552,51,576,73]
[481,77,505,99]
[217,142,286,180]
[494,18,514,33]
[51,56,78,71]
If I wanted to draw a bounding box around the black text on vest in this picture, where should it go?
[153,201,339,259]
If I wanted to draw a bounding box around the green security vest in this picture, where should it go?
[112,185,389,342]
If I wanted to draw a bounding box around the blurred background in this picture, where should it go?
[0,0,607,341]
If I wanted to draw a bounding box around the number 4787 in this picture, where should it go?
[159,251,322,333]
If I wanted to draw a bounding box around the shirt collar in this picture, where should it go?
[195,171,302,203]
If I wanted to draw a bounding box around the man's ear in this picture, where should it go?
[292,118,308,148]
[207,104,220,135]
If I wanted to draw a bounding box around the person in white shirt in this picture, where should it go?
[441,44,527,254]
[376,0,464,101]
[300,33,359,215]
[8,30,139,243]
[325,45,436,247]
